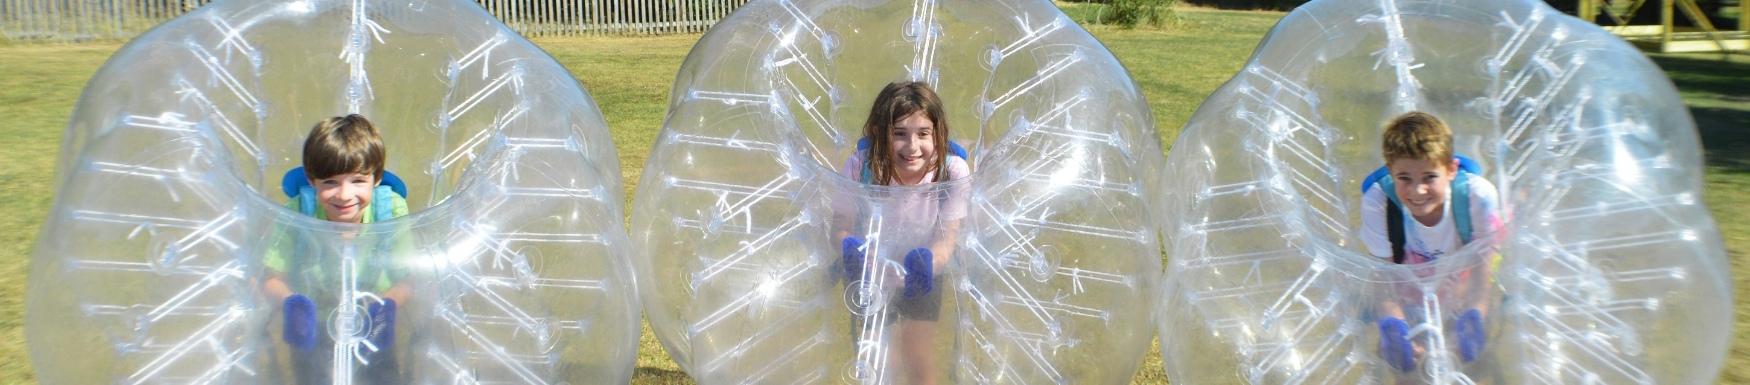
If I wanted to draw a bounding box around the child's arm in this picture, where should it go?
[379,234,415,305]
[260,227,296,301]
[1470,259,1493,315]
[1467,177,1506,257]
[1357,187,1393,259]
[262,274,295,301]
[926,219,960,270]
[381,281,412,305]
[1376,297,1407,319]
[832,153,866,242]
[380,194,416,305]
[833,211,855,244]
[928,157,973,270]
[1467,178,1507,314]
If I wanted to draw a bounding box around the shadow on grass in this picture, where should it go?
[634,366,692,384]
[1648,55,1750,174]
[1693,105,1750,173]
[1650,55,1750,98]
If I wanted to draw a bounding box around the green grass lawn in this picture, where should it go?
[1,5,1746,384]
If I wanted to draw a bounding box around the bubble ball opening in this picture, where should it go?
[631,1,1168,384]
[1158,0,1732,384]
[25,0,639,384]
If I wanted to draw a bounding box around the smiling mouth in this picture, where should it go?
[331,202,359,212]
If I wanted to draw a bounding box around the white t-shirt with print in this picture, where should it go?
[1360,176,1502,264]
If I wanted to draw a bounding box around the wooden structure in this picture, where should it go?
[1575,0,1747,52]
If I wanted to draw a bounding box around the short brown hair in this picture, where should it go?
[861,81,949,185]
[1381,111,1452,167]
[303,114,386,180]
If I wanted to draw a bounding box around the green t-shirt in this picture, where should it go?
[262,192,413,293]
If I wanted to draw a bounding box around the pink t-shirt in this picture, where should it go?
[834,150,972,236]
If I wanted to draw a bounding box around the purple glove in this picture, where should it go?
[366,299,397,350]
[842,236,866,282]
[1378,317,1415,372]
[1455,308,1485,362]
[283,294,318,350]
[902,248,933,298]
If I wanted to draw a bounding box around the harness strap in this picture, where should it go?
[297,186,318,217]
[1386,199,1406,264]
[1452,171,1473,244]
[861,156,874,185]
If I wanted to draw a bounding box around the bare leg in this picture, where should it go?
[899,319,938,385]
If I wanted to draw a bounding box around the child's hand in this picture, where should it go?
[283,294,318,350]
[1454,308,1485,362]
[1378,317,1415,372]
[842,236,867,283]
[902,248,933,298]
[366,298,397,350]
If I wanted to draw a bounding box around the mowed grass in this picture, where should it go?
[1,5,1746,384]
[1659,52,1750,384]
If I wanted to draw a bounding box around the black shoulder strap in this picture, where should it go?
[1386,198,1406,264]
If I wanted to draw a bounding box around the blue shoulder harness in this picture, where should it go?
[854,137,970,185]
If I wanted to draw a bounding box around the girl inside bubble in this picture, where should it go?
[832,81,971,385]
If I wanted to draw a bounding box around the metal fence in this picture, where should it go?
[481,0,751,37]
[0,0,751,43]
[0,0,206,41]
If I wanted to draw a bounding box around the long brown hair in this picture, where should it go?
[862,81,949,185]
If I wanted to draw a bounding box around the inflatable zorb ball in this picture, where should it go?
[630,0,1165,384]
[25,0,637,383]
[1159,0,1732,384]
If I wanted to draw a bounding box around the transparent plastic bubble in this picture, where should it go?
[629,1,1165,384]
[1157,0,1732,384]
[24,0,638,383]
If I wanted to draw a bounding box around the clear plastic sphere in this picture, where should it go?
[25,0,638,383]
[629,1,1166,384]
[1158,0,1732,384]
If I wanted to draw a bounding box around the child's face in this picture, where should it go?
[888,111,937,184]
[1388,158,1458,219]
[310,172,376,223]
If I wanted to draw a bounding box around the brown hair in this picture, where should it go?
[303,114,386,181]
[1381,111,1453,168]
[862,81,949,185]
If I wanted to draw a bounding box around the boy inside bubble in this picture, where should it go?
[259,114,414,384]
[1359,111,1505,374]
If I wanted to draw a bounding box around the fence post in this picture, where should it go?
[1661,0,1673,49]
